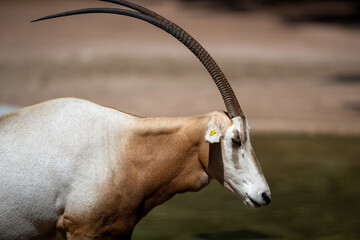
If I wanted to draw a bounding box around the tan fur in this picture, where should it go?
[56,109,231,239]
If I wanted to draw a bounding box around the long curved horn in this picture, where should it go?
[32,1,244,117]
[100,0,244,117]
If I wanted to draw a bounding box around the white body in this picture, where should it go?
[0,98,131,239]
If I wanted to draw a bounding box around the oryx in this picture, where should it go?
[0,1,271,239]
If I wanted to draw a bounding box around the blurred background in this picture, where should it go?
[0,0,359,239]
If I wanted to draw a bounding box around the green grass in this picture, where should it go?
[132,134,360,240]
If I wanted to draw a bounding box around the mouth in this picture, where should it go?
[224,182,269,208]
[245,193,261,208]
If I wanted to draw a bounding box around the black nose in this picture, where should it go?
[261,192,271,205]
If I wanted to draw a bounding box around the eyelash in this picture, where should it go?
[232,138,242,147]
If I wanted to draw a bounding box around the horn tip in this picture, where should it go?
[31,16,49,23]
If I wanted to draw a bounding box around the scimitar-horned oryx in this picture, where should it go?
[0,0,271,239]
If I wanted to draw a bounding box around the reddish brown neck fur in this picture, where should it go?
[64,116,213,239]
[125,116,212,217]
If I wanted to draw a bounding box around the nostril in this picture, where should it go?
[261,192,271,205]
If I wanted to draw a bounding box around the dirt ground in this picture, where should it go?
[1,0,359,135]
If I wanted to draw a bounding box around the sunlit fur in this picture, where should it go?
[0,98,270,239]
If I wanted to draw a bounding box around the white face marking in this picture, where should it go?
[220,117,271,208]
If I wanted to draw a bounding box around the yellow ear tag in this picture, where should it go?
[209,130,216,136]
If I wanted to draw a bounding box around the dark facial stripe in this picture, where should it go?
[231,129,240,170]
[232,144,240,170]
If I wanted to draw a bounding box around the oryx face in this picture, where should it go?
[206,116,271,208]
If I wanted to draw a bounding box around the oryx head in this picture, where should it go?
[32,0,271,208]
[206,114,271,208]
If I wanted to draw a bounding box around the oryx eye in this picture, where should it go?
[231,138,242,147]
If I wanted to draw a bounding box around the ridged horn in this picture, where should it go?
[32,0,244,117]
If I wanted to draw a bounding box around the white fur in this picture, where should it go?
[220,117,271,207]
[0,98,132,239]
[205,121,222,143]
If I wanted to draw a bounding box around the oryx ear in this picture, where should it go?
[205,121,222,143]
